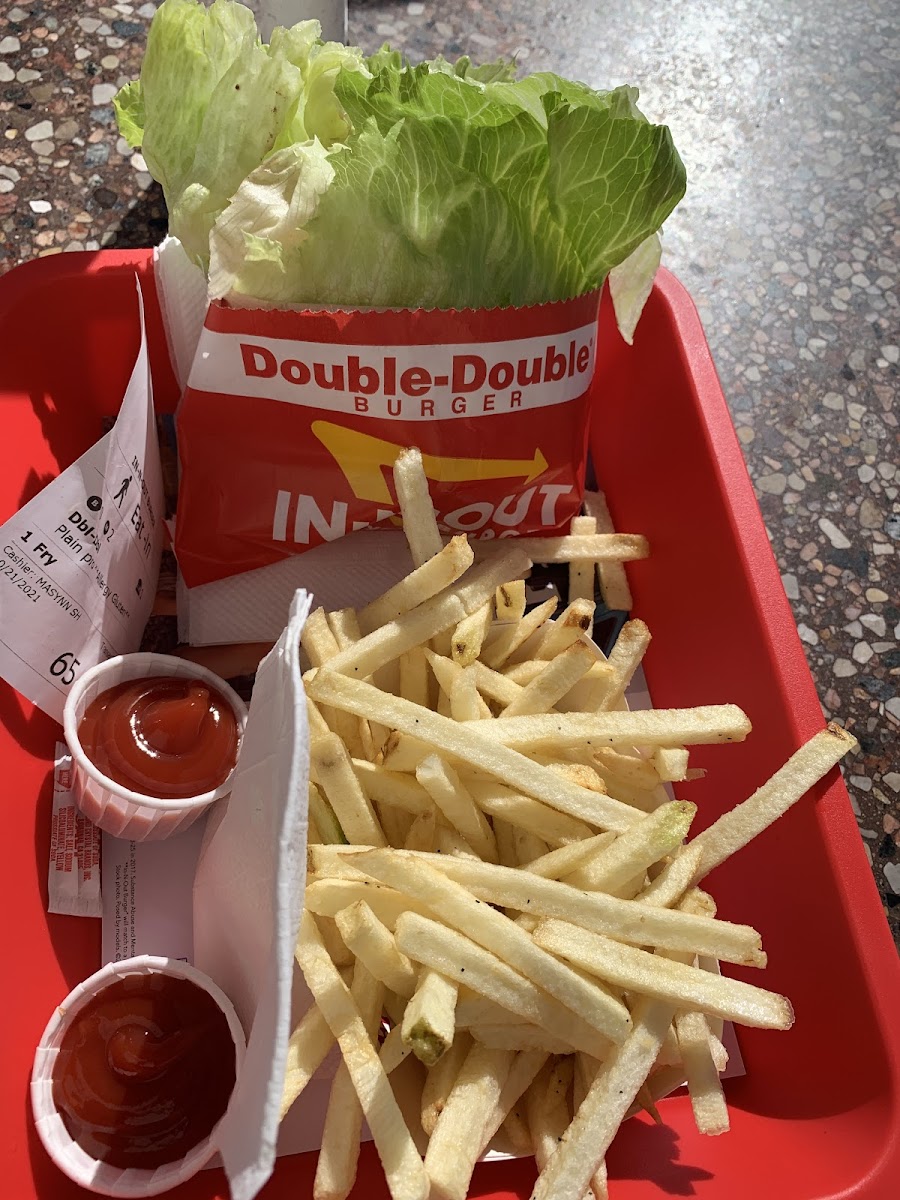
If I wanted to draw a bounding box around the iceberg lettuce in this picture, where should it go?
[117,0,686,314]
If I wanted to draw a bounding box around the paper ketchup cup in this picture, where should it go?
[62,652,248,841]
[31,955,245,1197]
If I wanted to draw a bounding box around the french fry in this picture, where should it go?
[493,816,519,870]
[352,761,431,815]
[360,852,632,1045]
[435,825,480,858]
[306,877,434,930]
[533,920,791,1028]
[568,515,598,603]
[637,843,702,908]
[450,670,484,722]
[359,536,474,633]
[295,912,429,1200]
[503,660,550,685]
[314,960,384,1200]
[317,551,533,681]
[280,1001,336,1120]
[480,1049,546,1155]
[421,1032,472,1136]
[532,599,596,661]
[377,801,416,848]
[556,662,614,714]
[325,607,362,650]
[574,1055,609,1200]
[455,992,530,1027]
[380,1024,413,1075]
[596,619,651,710]
[384,989,407,1028]
[302,606,342,666]
[399,646,431,709]
[308,781,347,846]
[425,651,493,718]
[405,810,438,853]
[308,698,332,739]
[469,1024,572,1055]
[469,659,522,706]
[481,597,558,669]
[306,670,642,833]
[381,732,434,774]
[311,733,387,847]
[424,1043,513,1200]
[390,1053,431,1158]
[653,746,690,782]
[317,914,355,967]
[476,704,752,750]
[513,825,549,866]
[303,610,365,755]
[531,997,676,1200]
[527,1057,575,1171]
[495,578,526,623]
[454,548,535,616]
[395,912,613,1059]
[501,1107,534,1156]
[681,724,857,883]
[592,747,661,792]
[471,532,650,563]
[402,969,459,1065]
[409,853,765,964]
[522,831,617,880]
[394,447,443,566]
[315,592,465,680]
[502,642,600,717]
[583,490,633,611]
[452,603,493,667]
[466,779,597,847]
[563,801,696,893]
[335,900,419,999]
[416,755,498,862]
[708,1026,729,1072]
[675,1009,730,1135]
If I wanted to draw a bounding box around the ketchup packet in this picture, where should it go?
[174,291,602,589]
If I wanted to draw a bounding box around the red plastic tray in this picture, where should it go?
[1,250,898,1200]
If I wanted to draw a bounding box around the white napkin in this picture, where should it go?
[191,588,312,1200]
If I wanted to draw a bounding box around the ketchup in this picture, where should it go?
[52,974,237,1169]
[78,676,239,798]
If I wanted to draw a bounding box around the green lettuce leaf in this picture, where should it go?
[212,60,685,309]
[119,0,686,318]
[115,0,364,264]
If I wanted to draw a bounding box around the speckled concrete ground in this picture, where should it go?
[0,0,897,941]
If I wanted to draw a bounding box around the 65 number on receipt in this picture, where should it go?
[0,281,164,723]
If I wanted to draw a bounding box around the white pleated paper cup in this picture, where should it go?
[63,653,248,842]
[31,955,246,1197]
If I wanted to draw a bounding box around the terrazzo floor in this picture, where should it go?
[0,0,897,943]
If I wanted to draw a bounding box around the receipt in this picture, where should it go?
[0,280,164,723]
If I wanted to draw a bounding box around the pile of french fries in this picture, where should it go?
[282,448,856,1200]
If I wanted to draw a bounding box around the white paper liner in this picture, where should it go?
[62,652,248,841]
[177,530,413,646]
[30,955,246,1198]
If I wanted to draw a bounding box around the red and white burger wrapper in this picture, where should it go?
[30,955,246,1198]
[174,290,602,591]
[62,652,248,842]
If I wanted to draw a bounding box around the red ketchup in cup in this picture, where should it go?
[52,972,237,1169]
[77,676,240,799]
[63,653,249,841]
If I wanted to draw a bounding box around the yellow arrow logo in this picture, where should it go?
[311,421,549,505]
